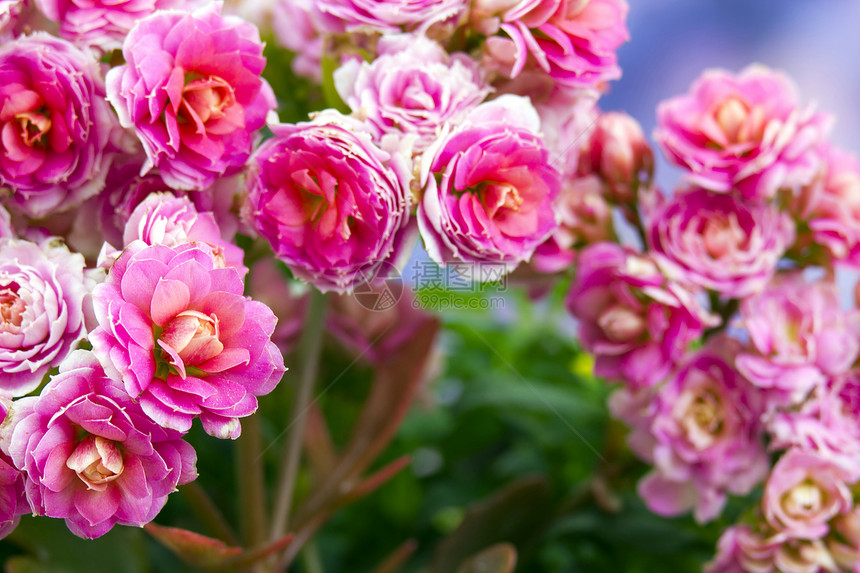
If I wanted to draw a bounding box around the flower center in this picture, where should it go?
[66,435,124,492]
[700,213,746,259]
[179,75,236,126]
[713,96,765,146]
[784,481,825,518]
[156,310,223,379]
[680,385,725,449]
[15,111,51,147]
[0,283,24,331]
[597,304,647,343]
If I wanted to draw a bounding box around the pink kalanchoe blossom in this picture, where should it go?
[768,374,860,475]
[244,112,412,293]
[0,33,116,219]
[474,0,629,91]
[706,525,842,573]
[0,238,88,396]
[0,0,26,39]
[105,3,277,191]
[637,339,769,523]
[120,192,245,273]
[736,276,860,409]
[316,0,467,33]
[763,448,856,541]
[794,145,860,266]
[334,34,491,153]
[90,241,285,438]
[655,65,832,201]
[532,174,613,273]
[5,351,197,539]
[565,242,716,388]
[272,0,326,81]
[418,95,560,272]
[535,90,598,179]
[34,0,192,52]
[647,187,795,298]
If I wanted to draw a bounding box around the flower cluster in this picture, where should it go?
[555,62,860,572]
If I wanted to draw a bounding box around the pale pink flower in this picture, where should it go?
[655,65,832,201]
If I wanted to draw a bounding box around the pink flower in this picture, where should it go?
[828,506,860,570]
[0,0,26,40]
[474,0,629,91]
[565,242,716,388]
[736,276,860,408]
[121,192,245,273]
[531,174,613,273]
[706,525,777,573]
[272,0,326,81]
[334,34,491,153]
[105,3,277,191]
[34,0,193,52]
[5,351,197,539]
[637,339,769,523]
[535,90,598,179]
[647,187,795,298]
[794,145,860,266]
[90,241,285,438]
[243,112,412,293]
[763,448,855,540]
[418,95,560,272]
[584,111,654,204]
[0,33,117,218]
[0,238,88,396]
[655,65,831,201]
[316,0,467,33]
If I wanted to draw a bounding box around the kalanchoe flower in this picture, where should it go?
[763,448,855,540]
[105,3,277,191]
[647,187,795,298]
[584,111,654,204]
[418,95,560,273]
[655,65,832,201]
[0,0,25,39]
[244,111,412,293]
[535,90,599,180]
[90,241,285,438]
[636,339,769,523]
[272,0,326,81]
[474,0,629,91]
[565,242,716,388]
[0,33,117,218]
[0,238,88,396]
[120,192,245,273]
[828,505,860,570]
[793,144,860,266]
[334,34,491,153]
[0,398,27,540]
[706,525,777,573]
[532,174,613,273]
[5,351,197,539]
[34,0,193,52]
[316,0,467,33]
[736,275,860,409]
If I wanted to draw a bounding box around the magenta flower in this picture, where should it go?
[705,526,779,573]
[565,242,716,388]
[418,95,560,272]
[0,238,88,397]
[90,241,285,438]
[0,33,117,219]
[0,0,25,40]
[105,3,277,191]
[637,339,769,523]
[794,144,860,266]
[763,448,855,540]
[474,0,629,91]
[34,0,192,52]
[647,187,795,298]
[244,112,412,293]
[121,192,245,273]
[334,34,491,153]
[316,0,467,33]
[5,351,197,539]
[655,65,832,201]
[736,275,860,408]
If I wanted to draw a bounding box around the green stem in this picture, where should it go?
[237,413,269,550]
[180,482,238,546]
[270,289,328,543]
[300,540,325,573]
